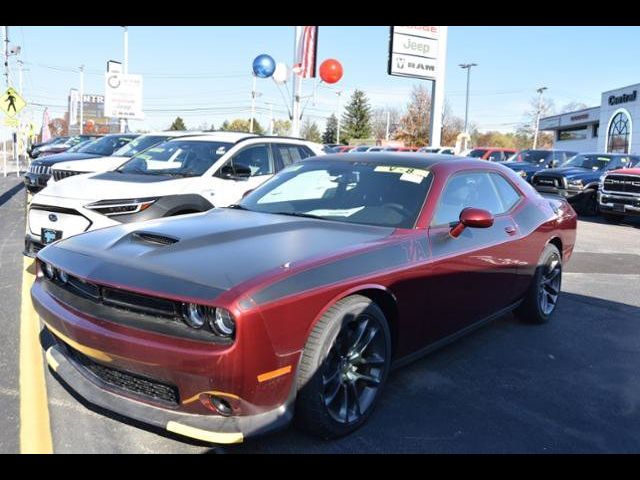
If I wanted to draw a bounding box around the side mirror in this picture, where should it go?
[219,163,251,180]
[449,207,494,238]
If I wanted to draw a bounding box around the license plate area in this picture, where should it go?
[41,228,63,245]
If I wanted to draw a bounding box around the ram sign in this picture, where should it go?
[104,73,144,120]
[388,26,441,80]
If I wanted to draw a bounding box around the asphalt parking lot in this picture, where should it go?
[1,175,639,453]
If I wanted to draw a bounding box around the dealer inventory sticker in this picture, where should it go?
[374,166,429,181]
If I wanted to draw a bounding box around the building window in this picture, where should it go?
[558,126,588,141]
[607,111,631,153]
[593,124,599,137]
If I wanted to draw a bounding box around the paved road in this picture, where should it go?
[1,175,639,453]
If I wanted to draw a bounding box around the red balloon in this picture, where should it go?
[319,59,343,84]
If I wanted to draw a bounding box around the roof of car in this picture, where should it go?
[302,152,469,169]
[164,132,257,143]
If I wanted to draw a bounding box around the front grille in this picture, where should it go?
[603,175,640,195]
[601,195,640,207]
[28,164,52,175]
[533,175,566,190]
[46,270,180,319]
[64,342,180,405]
[52,170,86,181]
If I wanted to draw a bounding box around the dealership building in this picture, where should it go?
[539,83,640,154]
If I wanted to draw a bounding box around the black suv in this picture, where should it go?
[531,153,640,214]
[24,134,138,193]
[500,149,577,183]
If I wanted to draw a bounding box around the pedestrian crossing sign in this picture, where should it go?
[1,87,26,118]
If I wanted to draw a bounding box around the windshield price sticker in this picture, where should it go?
[399,173,424,183]
[374,166,429,177]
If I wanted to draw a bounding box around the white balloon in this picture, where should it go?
[272,62,290,84]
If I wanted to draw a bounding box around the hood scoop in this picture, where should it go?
[131,231,180,246]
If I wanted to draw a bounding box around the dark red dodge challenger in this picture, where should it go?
[32,154,577,444]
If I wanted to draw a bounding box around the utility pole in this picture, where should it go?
[385,110,391,141]
[336,90,342,144]
[533,86,548,149]
[459,63,478,134]
[250,74,257,133]
[121,26,129,133]
[291,26,303,137]
[79,65,84,135]
[3,26,9,88]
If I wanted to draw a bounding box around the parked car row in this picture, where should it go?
[30,145,577,445]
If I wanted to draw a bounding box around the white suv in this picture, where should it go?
[25,133,325,256]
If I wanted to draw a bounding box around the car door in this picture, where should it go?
[423,171,521,342]
[209,143,277,207]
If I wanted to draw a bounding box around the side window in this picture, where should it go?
[490,173,521,212]
[488,151,504,162]
[230,144,274,176]
[432,172,505,226]
[276,144,314,169]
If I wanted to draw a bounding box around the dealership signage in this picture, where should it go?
[608,90,637,106]
[388,26,441,80]
[104,73,144,120]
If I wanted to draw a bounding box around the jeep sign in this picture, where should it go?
[388,26,441,80]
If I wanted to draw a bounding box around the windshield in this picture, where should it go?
[118,140,233,177]
[113,135,172,158]
[563,154,614,170]
[77,135,135,156]
[66,139,93,153]
[239,161,433,229]
[518,150,553,164]
[467,149,488,158]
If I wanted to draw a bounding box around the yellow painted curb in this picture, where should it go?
[19,257,53,454]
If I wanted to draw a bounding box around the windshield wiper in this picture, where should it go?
[271,211,324,220]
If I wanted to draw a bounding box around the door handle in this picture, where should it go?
[504,226,517,235]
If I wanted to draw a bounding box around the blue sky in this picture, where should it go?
[5,26,640,136]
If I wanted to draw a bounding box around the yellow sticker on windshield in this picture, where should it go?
[374,166,429,177]
[147,147,165,153]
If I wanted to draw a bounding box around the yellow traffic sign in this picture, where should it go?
[1,87,26,118]
[3,116,19,127]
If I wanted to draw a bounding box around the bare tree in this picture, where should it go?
[395,84,432,147]
[371,107,401,142]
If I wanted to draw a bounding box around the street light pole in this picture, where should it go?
[121,26,129,133]
[336,90,342,144]
[533,86,548,149]
[79,65,84,135]
[459,63,477,134]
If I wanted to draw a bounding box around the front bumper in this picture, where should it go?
[24,172,50,192]
[24,233,45,258]
[44,343,294,444]
[31,277,298,444]
[598,191,640,216]
[533,185,588,203]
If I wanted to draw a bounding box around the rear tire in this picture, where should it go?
[295,295,391,439]
[603,213,624,224]
[515,243,562,324]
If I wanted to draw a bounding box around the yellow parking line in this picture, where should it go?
[19,257,53,454]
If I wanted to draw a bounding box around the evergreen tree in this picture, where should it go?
[322,114,338,144]
[220,120,230,131]
[341,89,372,142]
[168,116,187,131]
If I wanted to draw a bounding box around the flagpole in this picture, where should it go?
[291,26,302,138]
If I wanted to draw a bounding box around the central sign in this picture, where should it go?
[104,73,144,120]
[388,26,440,80]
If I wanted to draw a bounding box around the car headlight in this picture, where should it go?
[58,270,69,284]
[43,262,56,280]
[182,304,236,339]
[211,308,236,337]
[568,179,583,187]
[84,197,158,217]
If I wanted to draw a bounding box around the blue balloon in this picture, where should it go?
[252,54,276,78]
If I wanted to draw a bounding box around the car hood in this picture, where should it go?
[53,156,129,173]
[38,209,394,300]
[34,152,102,166]
[535,166,603,181]
[501,162,542,173]
[37,170,193,201]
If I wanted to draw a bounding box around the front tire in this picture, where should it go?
[515,243,562,324]
[579,189,598,216]
[295,295,392,439]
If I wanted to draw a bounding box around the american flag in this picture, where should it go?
[41,108,51,142]
[294,26,318,78]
